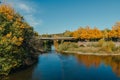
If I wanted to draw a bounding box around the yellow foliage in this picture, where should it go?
[73,27,102,40]
[18,37,24,42]
[6,32,12,38]
[0,4,37,76]
[0,4,14,20]
[1,37,7,43]
[108,30,117,38]
[15,41,22,46]
[20,24,25,29]
[7,15,13,20]
[11,36,23,46]
[11,36,17,44]
[0,27,2,30]
[72,22,120,40]
[73,30,79,39]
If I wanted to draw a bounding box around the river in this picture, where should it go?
[7,46,120,80]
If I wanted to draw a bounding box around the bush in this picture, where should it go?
[107,41,115,50]
[57,42,79,52]
[57,42,70,51]
[98,40,115,53]
[69,42,78,48]
[98,39,105,47]
[0,4,39,75]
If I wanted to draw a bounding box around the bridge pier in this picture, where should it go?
[40,37,75,50]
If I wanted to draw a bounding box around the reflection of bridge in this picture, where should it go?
[40,37,75,40]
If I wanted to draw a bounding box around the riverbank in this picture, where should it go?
[62,51,120,56]
[57,39,120,56]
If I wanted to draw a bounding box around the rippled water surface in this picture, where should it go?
[8,46,120,80]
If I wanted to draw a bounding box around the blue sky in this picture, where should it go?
[4,0,120,34]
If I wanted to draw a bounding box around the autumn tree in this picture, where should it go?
[112,22,120,40]
[73,26,102,41]
[63,30,73,37]
[0,4,39,75]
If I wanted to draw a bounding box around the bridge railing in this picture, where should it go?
[39,37,75,40]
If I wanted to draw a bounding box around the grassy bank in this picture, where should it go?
[57,39,120,54]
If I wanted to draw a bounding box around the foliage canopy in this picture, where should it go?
[0,4,38,75]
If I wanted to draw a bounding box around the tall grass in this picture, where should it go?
[57,42,78,52]
[57,39,120,54]
[98,39,115,53]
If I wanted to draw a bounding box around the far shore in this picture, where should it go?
[62,51,120,56]
[56,40,120,56]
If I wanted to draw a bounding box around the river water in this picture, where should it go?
[8,46,120,80]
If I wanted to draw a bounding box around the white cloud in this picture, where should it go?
[5,0,43,28]
[6,1,34,14]
[18,3,32,13]
[25,15,43,28]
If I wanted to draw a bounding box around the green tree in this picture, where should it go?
[63,30,73,37]
[0,4,39,75]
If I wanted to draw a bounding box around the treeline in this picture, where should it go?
[72,23,120,41]
[42,22,120,41]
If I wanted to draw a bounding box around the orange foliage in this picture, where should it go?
[73,27,102,40]
[0,4,14,21]
[76,54,120,77]
[73,22,120,41]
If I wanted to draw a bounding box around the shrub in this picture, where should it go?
[107,41,115,50]
[57,42,70,51]
[98,39,105,47]
[57,42,79,52]
[0,4,39,75]
[69,42,78,48]
[98,40,115,53]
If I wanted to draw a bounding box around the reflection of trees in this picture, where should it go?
[58,53,71,80]
[75,55,101,68]
[1,64,38,80]
[107,56,120,77]
[54,40,59,50]
[75,54,120,77]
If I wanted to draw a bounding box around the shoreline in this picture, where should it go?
[62,51,120,56]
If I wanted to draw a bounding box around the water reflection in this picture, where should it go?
[9,64,37,80]
[2,51,120,80]
[75,54,120,77]
[0,64,37,80]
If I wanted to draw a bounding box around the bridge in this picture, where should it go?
[39,37,75,40]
